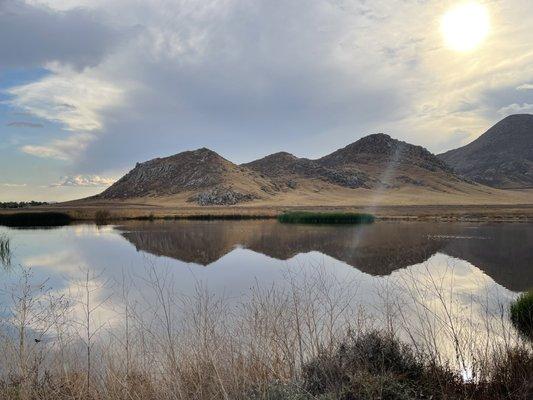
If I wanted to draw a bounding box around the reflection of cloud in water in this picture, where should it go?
[0,221,528,370]
[23,250,86,274]
[382,254,518,372]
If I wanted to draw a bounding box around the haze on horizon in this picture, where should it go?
[1,0,532,202]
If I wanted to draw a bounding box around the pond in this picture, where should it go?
[0,220,531,374]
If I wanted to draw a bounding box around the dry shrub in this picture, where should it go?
[302,330,462,400]
[0,264,531,399]
[481,347,533,400]
[94,210,111,225]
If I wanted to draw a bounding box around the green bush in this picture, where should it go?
[510,291,533,340]
[278,212,375,224]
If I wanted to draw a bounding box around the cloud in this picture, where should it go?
[516,83,533,91]
[7,121,44,128]
[20,132,95,160]
[0,182,27,187]
[4,0,533,178]
[7,63,124,132]
[0,0,124,69]
[498,103,533,116]
[52,175,115,187]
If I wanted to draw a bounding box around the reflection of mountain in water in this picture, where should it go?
[117,221,533,292]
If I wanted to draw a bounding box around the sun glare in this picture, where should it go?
[441,2,490,52]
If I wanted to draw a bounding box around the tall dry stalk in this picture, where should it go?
[0,233,11,269]
[0,260,529,399]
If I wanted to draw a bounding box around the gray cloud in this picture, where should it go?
[0,0,126,69]
[7,121,44,128]
[4,0,533,180]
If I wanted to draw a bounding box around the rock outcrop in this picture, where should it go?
[99,148,275,204]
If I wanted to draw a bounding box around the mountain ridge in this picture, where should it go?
[438,114,533,188]
[98,132,476,205]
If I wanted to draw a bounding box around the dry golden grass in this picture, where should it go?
[1,186,532,223]
[0,263,531,399]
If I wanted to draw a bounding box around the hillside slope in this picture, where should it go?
[99,148,276,205]
[245,133,466,191]
[93,133,512,207]
[438,114,533,188]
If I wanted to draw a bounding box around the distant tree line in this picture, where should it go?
[0,201,49,209]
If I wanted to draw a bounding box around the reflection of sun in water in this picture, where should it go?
[441,2,490,52]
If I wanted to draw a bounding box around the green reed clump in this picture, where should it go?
[278,211,375,224]
[0,212,72,227]
[510,291,533,340]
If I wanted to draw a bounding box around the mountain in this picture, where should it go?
[318,133,458,188]
[245,133,464,191]
[99,148,277,205]
[242,151,371,189]
[97,133,492,206]
[438,114,533,188]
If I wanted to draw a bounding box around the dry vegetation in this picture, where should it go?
[0,261,531,400]
[0,234,11,269]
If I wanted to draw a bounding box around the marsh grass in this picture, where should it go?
[0,264,530,400]
[510,291,533,340]
[0,212,72,227]
[278,211,375,224]
[94,210,112,225]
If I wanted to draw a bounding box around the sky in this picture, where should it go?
[1,0,532,201]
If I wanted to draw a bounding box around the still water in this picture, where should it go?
[0,220,531,367]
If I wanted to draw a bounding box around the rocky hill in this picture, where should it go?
[438,114,533,188]
[242,152,371,189]
[98,134,478,206]
[99,148,276,205]
[245,133,463,191]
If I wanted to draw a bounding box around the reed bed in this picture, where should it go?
[278,211,375,224]
[0,212,72,227]
[0,263,530,400]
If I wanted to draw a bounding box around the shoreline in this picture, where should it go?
[1,203,533,224]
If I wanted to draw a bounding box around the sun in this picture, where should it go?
[441,2,490,52]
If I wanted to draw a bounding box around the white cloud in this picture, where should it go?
[0,183,27,187]
[516,83,533,91]
[7,63,123,132]
[498,103,533,116]
[52,174,116,187]
[20,132,95,160]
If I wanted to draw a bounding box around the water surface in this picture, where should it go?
[0,220,531,366]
